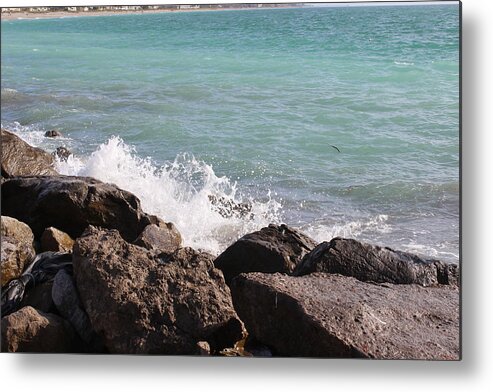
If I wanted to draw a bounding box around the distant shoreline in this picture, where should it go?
[0,5,301,21]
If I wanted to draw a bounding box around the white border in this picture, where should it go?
[1,0,492,391]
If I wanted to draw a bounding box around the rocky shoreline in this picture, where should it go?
[0,129,460,358]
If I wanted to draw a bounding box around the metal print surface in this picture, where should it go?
[0,2,460,359]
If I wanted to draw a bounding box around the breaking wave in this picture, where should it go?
[56,136,282,254]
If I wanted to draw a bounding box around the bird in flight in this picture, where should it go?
[330,145,341,153]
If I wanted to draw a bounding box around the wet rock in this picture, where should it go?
[72,227,244,354]
[1,236,35,287]
[52,269,104,352]
[41,227,75,253]
[294,237,459,286]
[1,129,58,177]
[20,281,56,314]
[1,175,161,242]
[133,220,182,253]
[230,272,459,359]
[53,146,72,162]
[1,306,77,353]
[214,224,317,284]
[208,194,253,219]
[44,129,62,138]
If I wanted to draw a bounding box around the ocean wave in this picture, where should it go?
[56,136,282,254]
[301,214,391,243]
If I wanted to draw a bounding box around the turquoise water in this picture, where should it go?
[1,5,460,261]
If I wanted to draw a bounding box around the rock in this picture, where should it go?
[294,237,459,287]
[1,129,58,177]
[1,236,35,286]
[196,341,211,355]
[1,217,36,285]
[1,306,77,353]
[20,281,56,314]
[133,221,182,253]
[1,216,35,247]
[208,194,253,219]
[44,129,62,138]
[53,146,72,161]
[41,227,75,253]
[230,272,459,359]
[52,269,105,352]
[214,224,317,284]
[72,227,244,354]
[1,175,163,242]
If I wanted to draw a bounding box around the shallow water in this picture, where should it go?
[1,5,460,261]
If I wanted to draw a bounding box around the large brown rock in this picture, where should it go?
[230,272,460,359]
[72,227,244,354]
[41,227,75,253]
[1,237,35,287]
[133,221,182,253]
[1,175,166,242]
[1,216,36,286]
[1,216,35,247]
[294,237,459,286]
[1,306,77,353]
[1,129,58,177]
[214,224,317,284]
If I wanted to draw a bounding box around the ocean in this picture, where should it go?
[0,4,460,262]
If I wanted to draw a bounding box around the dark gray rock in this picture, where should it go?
[1,306,77,353]
[72,226,244,354]
[1,175,163,242]
[20,281,56,314]
[44,129,62,138]
[214,224,317,284]
[230,272,460,359]
[1,129,58,177]
[52,269,104,352]
[294,237,459,286]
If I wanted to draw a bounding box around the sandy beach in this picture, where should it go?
[0,6,295,21]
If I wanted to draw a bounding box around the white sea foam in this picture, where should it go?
[56,136,282,254]
[401,243,459,262]
[393,61,414,66]
[301,214,391,243]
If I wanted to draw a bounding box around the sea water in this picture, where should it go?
[0,4,460,261]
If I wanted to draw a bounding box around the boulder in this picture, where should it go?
[1,306,77,353]
[1,216,35,247]
[72,227,244,354]
[230,272,460,360]
[1,236,35,286]
[52,269,105,352]
[294,237,459,286]
[133,221,182,253]
[1,129,58,177]
[1,175,165,242]
[44,129,62,138]
[1,217,36,285]
[214,224,317,284]
[41,227,75,253]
